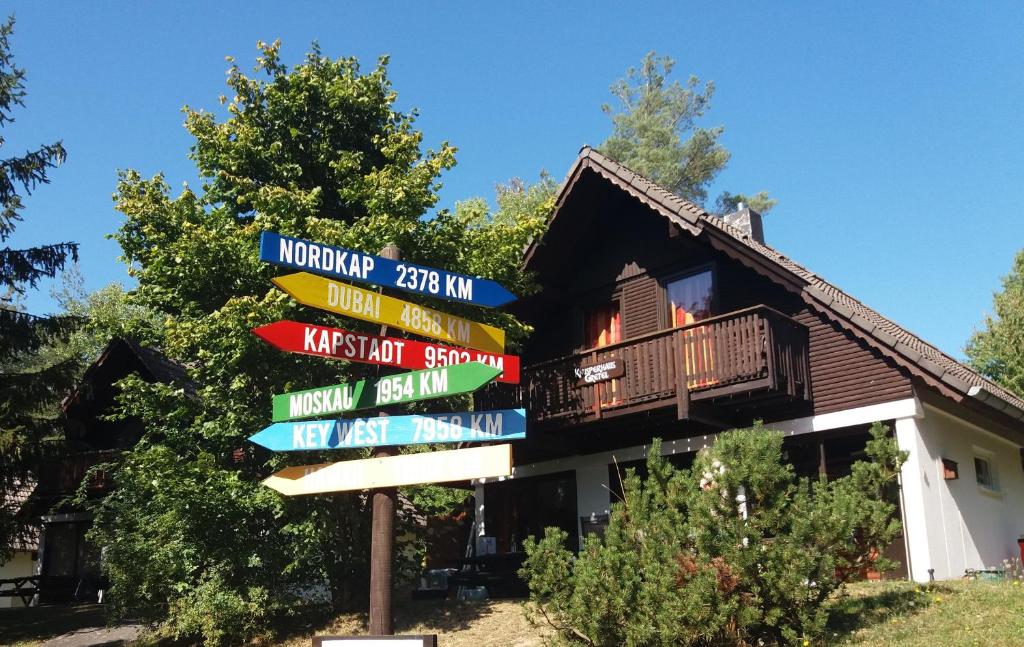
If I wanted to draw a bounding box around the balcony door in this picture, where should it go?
[667,270,716,389]
[584,302,622,408]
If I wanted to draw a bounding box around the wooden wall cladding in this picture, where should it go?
[795,308,913,414]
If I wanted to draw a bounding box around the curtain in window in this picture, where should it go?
[586,303,621,349]
[668,272,717,389]
[668,271,712,327]
[585,303,622,407]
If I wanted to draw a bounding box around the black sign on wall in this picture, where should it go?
[574,358,625,387]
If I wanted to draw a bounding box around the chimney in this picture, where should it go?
[721,203,765,244]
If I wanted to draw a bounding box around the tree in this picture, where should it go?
[967,250,1024,397]
[0,15,78,561]
[520,423,905,646]
[86,41,546,645]
[599,52,775,213]
[714,190,778,216]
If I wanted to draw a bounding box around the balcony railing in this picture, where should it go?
[35,449,121,497]
[480,305,810,424]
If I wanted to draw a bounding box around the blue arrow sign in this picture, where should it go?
[248,408,527,452]
[260,231,517,308]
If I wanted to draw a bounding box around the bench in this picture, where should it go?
[0,575,39,606]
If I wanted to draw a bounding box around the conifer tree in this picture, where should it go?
[599,51,775,213]
[967,250,1024,397]
[0,16,78,559]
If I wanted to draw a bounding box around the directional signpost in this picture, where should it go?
[273,272,505,353]
[250,408,527,451]
[260,231,516,307]
[269,362,502,421]
[253,233,524,639]
[252,320,521,384]
[262,444,514,496]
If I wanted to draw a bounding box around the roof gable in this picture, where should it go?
[531,147,1024,423]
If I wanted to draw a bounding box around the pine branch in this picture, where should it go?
[0,242,79,291]
[0,308,81,360]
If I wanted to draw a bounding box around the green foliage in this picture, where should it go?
[86,40,546,645]
[520,423,906,646]
[598,51,775,213]
[0,15,79,560]
[967,250,1024,397]
[715,190,778,216]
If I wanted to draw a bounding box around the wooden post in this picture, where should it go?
[368,448,396,635]
[368,243,401,636]
[818,441,828,480]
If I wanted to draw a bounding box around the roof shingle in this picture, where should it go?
[546,146,1024,417]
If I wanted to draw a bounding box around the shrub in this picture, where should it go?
[520,423,905,646]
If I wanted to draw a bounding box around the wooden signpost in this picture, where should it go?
[254,234,523,639]
[273,272,505,353]
[252,320,521,384]
[249,408,527,451]
[262,444,514,496]
[261,231,516,307]
[269,363,502,421]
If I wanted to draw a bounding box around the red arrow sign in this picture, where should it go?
[252,320,521,384]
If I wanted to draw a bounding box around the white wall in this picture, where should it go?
[476,398,921,549]
[897,405,1024,581]
[0,550,37,608]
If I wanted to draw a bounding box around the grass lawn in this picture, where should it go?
[3,580,1022,646]
[830,579,1024,646]
[269,580,1024,646]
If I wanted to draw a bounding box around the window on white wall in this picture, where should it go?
[973,452,999,492]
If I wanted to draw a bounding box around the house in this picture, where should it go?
[18,337,186,603]
[473,147,1024,583]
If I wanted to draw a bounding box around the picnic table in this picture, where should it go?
[0,575,39,606]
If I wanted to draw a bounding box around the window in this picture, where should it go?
[667,269,713,327]
[667,270,716,388]
[974,454,999,492]
[585,302,622,349]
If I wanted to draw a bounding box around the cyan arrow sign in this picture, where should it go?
[260,231,516,307]
[248,408,526,452]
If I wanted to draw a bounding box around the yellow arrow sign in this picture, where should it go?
[272,272,505,354]
[262,443,513,495]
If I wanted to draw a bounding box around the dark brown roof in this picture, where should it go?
[533,146,1024,419]
[61,337,190,411]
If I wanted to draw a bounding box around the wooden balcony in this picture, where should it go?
[480,306,810,426]
[36,449,121,497]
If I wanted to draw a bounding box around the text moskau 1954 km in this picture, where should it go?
[271,362,501,421]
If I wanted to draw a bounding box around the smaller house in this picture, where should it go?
[18,337,186,604]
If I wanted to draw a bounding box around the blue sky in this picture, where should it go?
[5,1,1022,359]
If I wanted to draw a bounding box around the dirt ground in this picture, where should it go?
[0,604,146,647]
[273,598,553,647]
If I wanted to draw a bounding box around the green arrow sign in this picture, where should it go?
[272,361,501,422]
